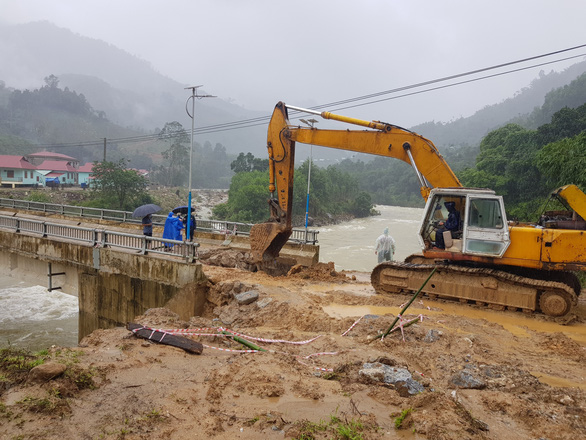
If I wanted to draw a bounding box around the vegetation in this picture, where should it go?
[459,102,586,220]
[0,75,139,165]
[85,159,154,211]
[213,156,375,224]
[0,346,46,385]
[292,413,374,440]
[394,408,413,429]
[25,191,51,203]
[1,61,585,214]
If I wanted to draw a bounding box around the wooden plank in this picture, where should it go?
[127,323,203,354]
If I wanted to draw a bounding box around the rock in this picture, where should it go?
[257,297,273,308]
[234,290,259,305]
[219,309,239,325]
[449,371,486,389]
[359,362,424,396]
[423,329,440,343]
[28,362,67,383]
[559,395,574,405]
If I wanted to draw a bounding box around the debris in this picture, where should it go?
[359,362,424,396]
[423,329,441,343]
[449,370,486,389]
[234,290,259,305]
[28,362,67,383]
[127,323,203,354]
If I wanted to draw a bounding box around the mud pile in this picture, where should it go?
[1,264,585,439]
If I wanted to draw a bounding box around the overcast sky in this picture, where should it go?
[1,0,586,127]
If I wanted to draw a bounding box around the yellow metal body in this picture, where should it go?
[554,184,586,220]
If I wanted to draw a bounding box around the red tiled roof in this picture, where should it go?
[36,160,77,172]
[45,172,65,177]
[26,151,77,160]
[0,155,37,170]
[78,162,94,172]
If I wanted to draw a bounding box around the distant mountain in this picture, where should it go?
[1,20,586,161]
[410,60,586,149]
[0,21,267,155]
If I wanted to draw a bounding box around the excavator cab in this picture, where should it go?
[420,188,511,258]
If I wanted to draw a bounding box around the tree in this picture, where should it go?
[158,121,189,186]
[89,159,153,210]
[536,132,586,189]
[230,152,269,173]
[212,170,269,222]
[44,74,59,89]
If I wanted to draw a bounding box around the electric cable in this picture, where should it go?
[27,44,586,150]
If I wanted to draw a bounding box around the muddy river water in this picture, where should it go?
[317,204,424,272]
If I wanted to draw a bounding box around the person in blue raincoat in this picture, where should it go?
[163,212,184,248]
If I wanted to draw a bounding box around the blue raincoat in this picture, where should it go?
[163,212,184,246]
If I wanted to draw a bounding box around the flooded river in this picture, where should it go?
[317,204,424,271]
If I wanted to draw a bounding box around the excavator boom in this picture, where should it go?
[250,101,461,262]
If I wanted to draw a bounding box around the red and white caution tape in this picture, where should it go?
[341,316,364,336]
[200,343,260,353]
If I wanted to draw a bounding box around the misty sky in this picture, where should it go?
[1,0,586,127]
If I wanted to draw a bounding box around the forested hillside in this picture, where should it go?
[0,21,266,154]
[460,103,586,220]
[0,75,140,163]
[0,76,236,188]
[333,70,586,208]
[412,60,586,149]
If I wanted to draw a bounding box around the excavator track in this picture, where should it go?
[371,260,579,317]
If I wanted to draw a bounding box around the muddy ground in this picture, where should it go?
[1,262,585,440]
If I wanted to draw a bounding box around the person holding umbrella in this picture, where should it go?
[132,204,161,248]
[142,214,153,237]
[182,213,196,241]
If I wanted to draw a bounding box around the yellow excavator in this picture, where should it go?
[250,102,586,317]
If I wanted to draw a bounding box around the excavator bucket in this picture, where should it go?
[249,221,292,263]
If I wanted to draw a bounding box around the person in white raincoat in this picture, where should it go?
[374,227,396,263]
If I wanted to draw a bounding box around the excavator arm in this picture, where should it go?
[250,101,461,263]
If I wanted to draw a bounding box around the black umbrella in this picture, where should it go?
[132,204,162,218]
[172,206,195,215]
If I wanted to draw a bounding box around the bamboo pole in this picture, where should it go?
[221,330,267,352]
[372,267,437,341]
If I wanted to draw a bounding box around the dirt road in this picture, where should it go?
[1,263,585,439]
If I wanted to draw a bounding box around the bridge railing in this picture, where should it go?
[0,215,200,261]
[0,198,319,245]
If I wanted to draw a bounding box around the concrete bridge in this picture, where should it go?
[0,209,319,340]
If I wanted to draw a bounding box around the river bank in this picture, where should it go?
[1,263,585,440]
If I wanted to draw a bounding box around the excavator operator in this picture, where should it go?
[444,201,461,238]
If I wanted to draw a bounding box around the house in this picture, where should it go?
[36,159,79,185]
[25,151,79,168]
[77,162,94,187]
[0,155,44,188]
[0,151,95,188]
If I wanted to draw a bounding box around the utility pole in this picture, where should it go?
[300,118,318,241]
[184,85,215,240]
[103,138,107,162]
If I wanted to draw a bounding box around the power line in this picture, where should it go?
[31,44,586,150]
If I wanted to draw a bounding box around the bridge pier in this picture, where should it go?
[0,230,208,341]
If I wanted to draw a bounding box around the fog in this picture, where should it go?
[1,0,586,127]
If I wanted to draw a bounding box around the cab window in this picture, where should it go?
[468,199,503,229]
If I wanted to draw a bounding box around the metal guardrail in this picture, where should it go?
[0,215,200,261]
[0,198,319,245]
